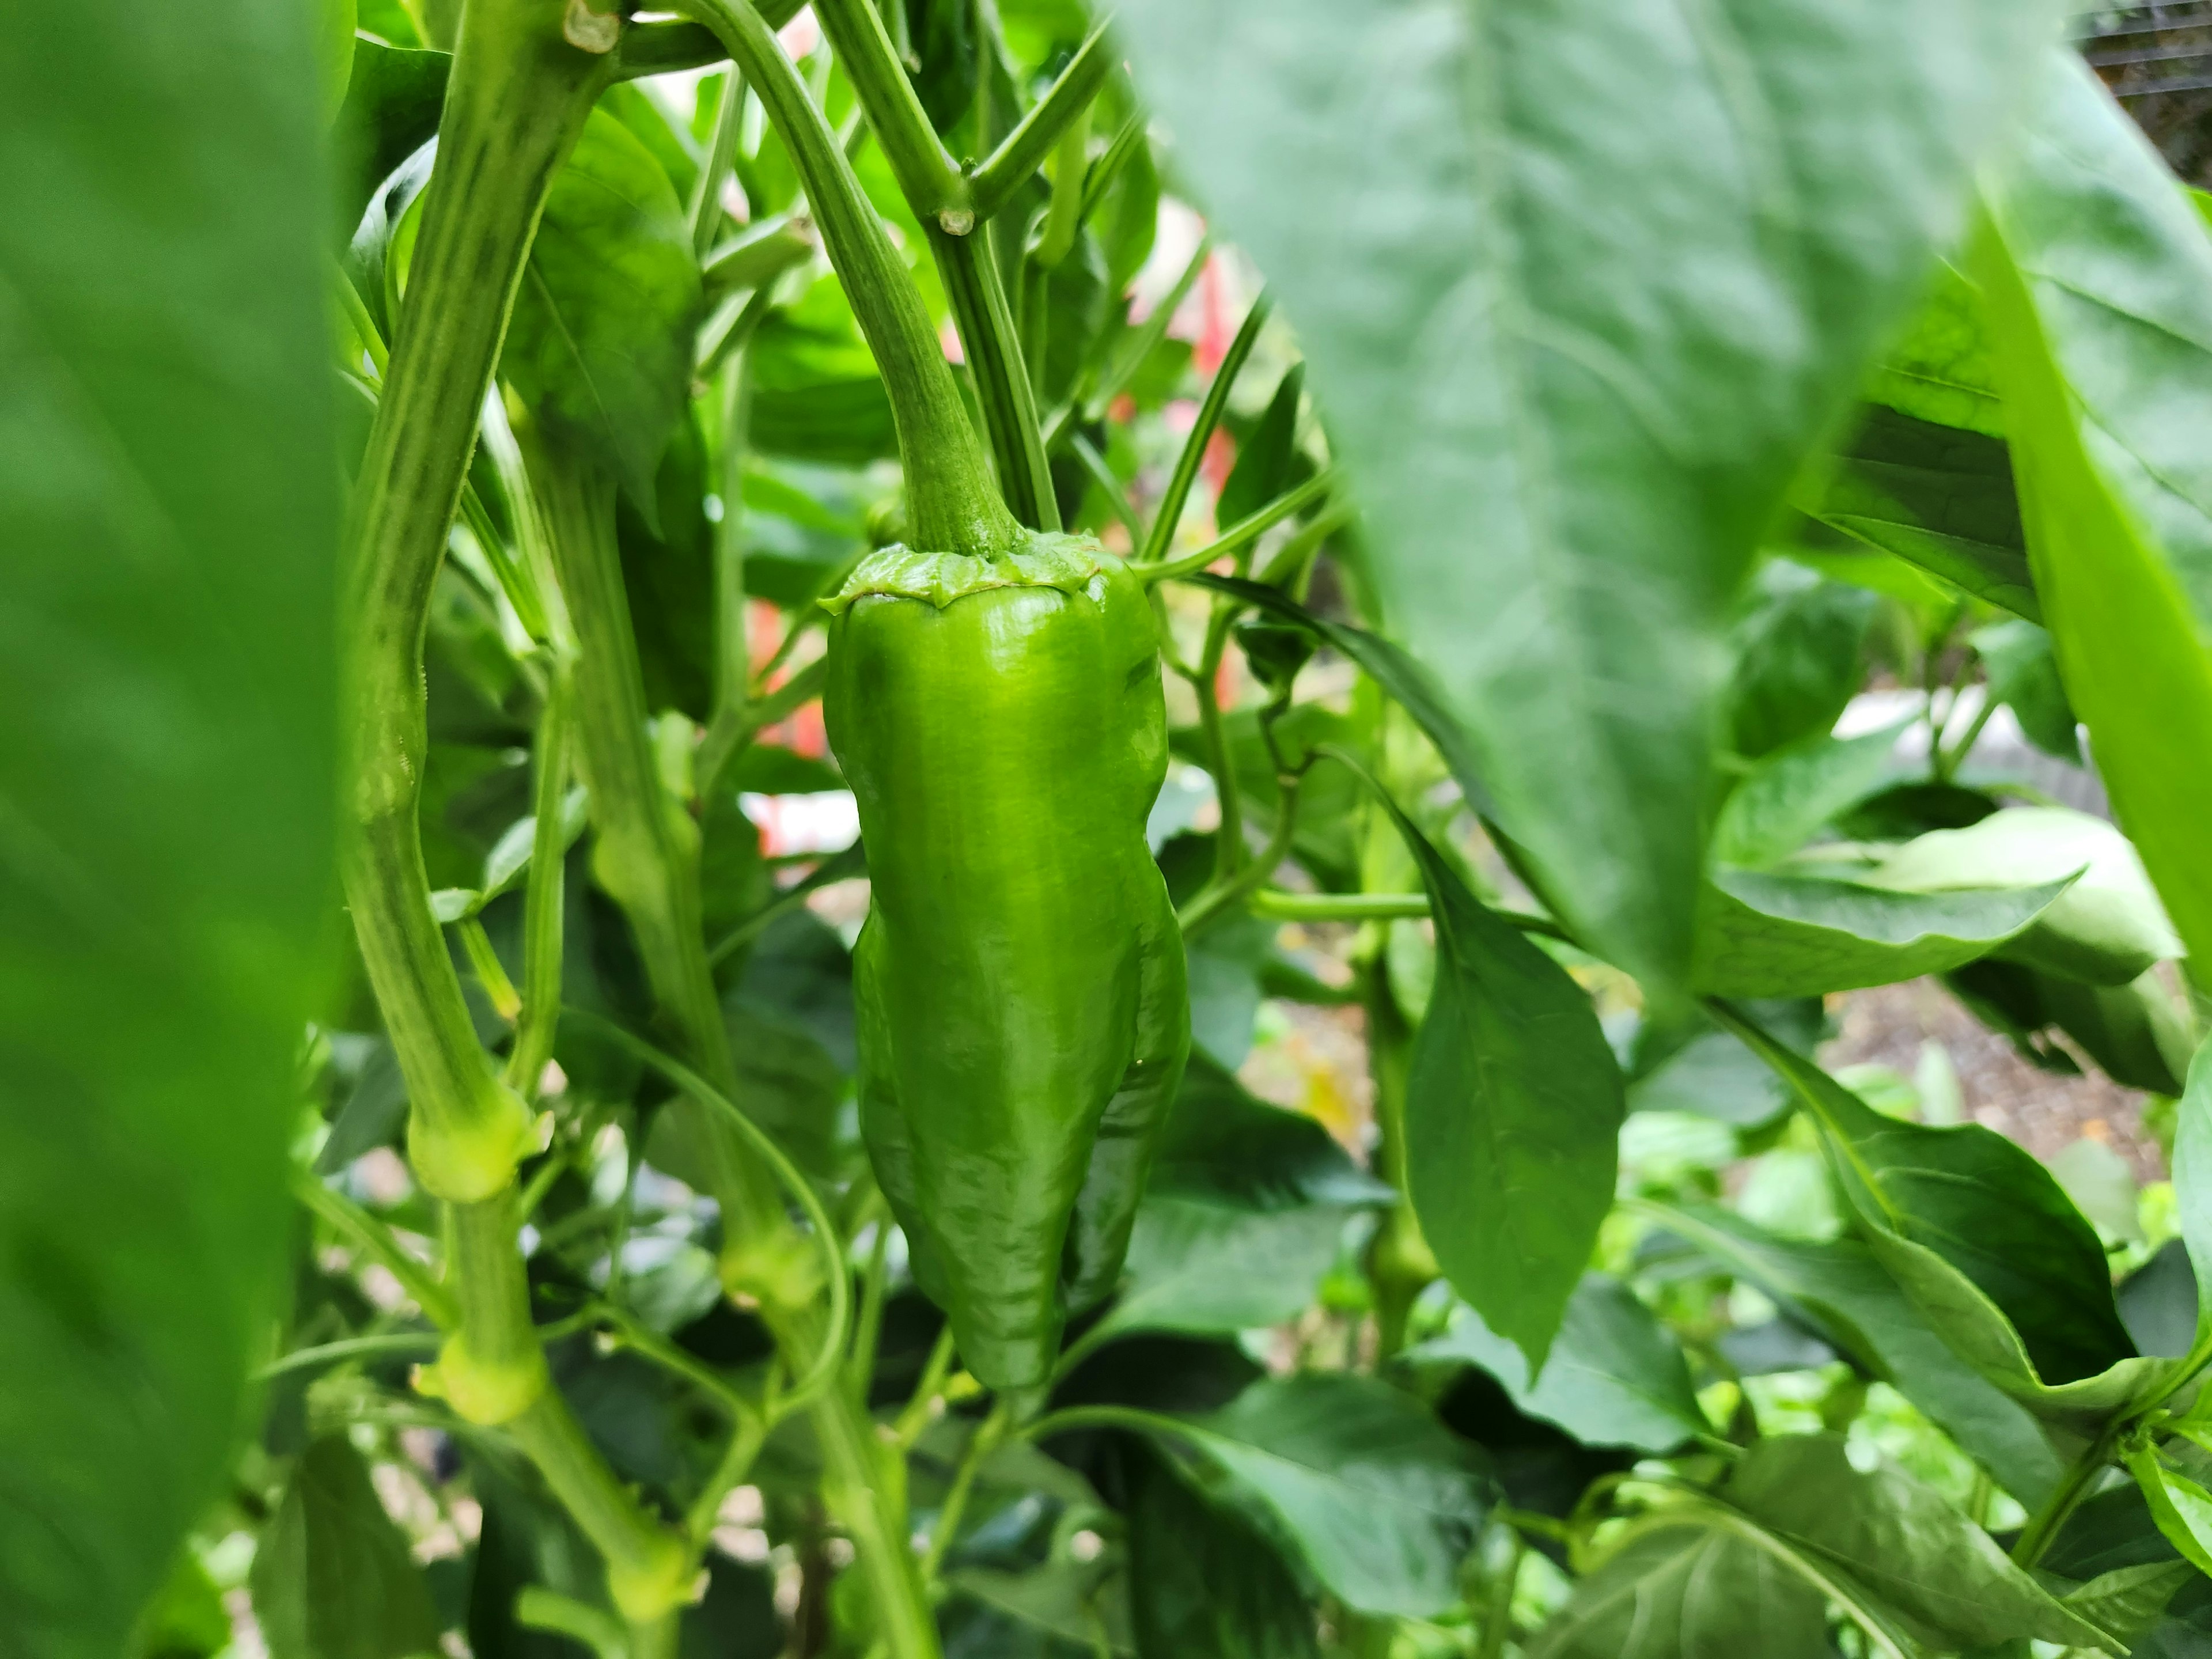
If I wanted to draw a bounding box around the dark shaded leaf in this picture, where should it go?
[1974,618,2081,764]
[1127,1446,1317,1659]
[250,1440,441,1659]
[1404,1275,1707,1455]
[1726,565,1878,760]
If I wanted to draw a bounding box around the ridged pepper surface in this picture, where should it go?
[823,531,1188,1390]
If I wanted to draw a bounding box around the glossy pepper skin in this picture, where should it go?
[823,532,1188,1390]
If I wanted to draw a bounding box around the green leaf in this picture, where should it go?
[1648,1203,2065,1503]
[1529,1522,1828,1659]
[1725,1434,2111,1652]
[1867,255,2004,437]
[1973,618,2081,764]
[1376,787,1624,1369]
[1095,1196,1346,1343]
[1148,1057,1394,1213]
[1180,1374,1488,1619]
[2171,1039,2212,1330]
[1871,807,2183,985]
[1217,363,1308,529]
[1798,404,2038,619]
[249,1439,442,1659]
[1725,1011,2157,1421]
[2062,1560,2199,1650]
[1127,1446,1318,1659]
[1404,1274,1707,1455]
[502,107,704,518]
[1110,0,2062,1003]
[1711,721,1908,869]
[1725,565,1878,761]
[945,1561,1134,1656]
[0,3,336,1650]
[1978,52,2212,974]
[2127,1443,2212,1581]
[333,38,448,238]
[1692,866,2072,998]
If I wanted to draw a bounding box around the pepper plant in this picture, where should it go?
[21,0,2212,1655]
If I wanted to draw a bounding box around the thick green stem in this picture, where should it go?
[811,0,968,226]
[932,225,1059,530]
[503,656,573,1096]
[507,1390,692,1622]
[969,22,1114,222]
[525,435,812,1305]
[678,0,1017,557]
[2011,1429,2116,1568]
[340,0,603,1203]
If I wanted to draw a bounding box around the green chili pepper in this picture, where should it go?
[824,532,1188,1391]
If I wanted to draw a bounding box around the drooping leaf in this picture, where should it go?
[1126,1446,1318,1659]
[1176,1374,1488,1620]
[1404,1275,1707,1456]
[1111,0,2065,1002]
[2063,1561,2199,1653]
[1374,787,1624,1369]
[1973,618,2081,764]
[1647,1202,2065,1502]
[0,3,336,1650]
[2127,1443,2212,1581]
[249,1439,442,1659]
[1978,52,2212,974]
[1711,721,1908,869]
[1529,1522,1828,1659]
[1726,1434,2109,1652]
[1217,362,1309,530]
[1798,403,2038,619]
[1692,866,2072,998]
[945,1561,1134,1657]
[502,107,704,518]
[1724,1010,2157,1422]
[1870,806,2181,986]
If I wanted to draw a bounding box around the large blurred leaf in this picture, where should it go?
[1649,1203,2064,1502]
[1180,1374,1488,1620]
[1726,1434,2107,1652]
[1978,52,2212,973]
[1692,866,2070,998]
[1405,1275,1707,1455]
[1797,403,2037,619]
[1380,789,1624,1369]
[1529,1523,1828,1659]
[502,107,703,516]
[1725,1010,2157,1423]
[251,1440,441,1659]
[2173,1041,2212,1334]
[1127,1448,1316,1659]
[0,4,336,1651]
[1112,0,2065,1002]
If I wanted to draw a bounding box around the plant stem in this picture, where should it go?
[523,435,805,1302]
[678,0,1018,558]
[969,22,1115,222]
[699,349,757,800]
[1138,470,1339,584]
[1179,776,1303,939]
[691,68,747,259]
[340,0,603,1205]
[1141,292,1272,564]
[503,654,573,1096]
[932,225,1060,530]
[291,1168,459,1326]
[921,1399,1013,1581]
[810,0,969,226]
[1251,890,1429,922]
[2012,1429,2116,1568]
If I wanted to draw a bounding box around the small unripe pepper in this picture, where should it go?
[824,532,1188,1389]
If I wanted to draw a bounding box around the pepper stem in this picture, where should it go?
[677,0,1021,558]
